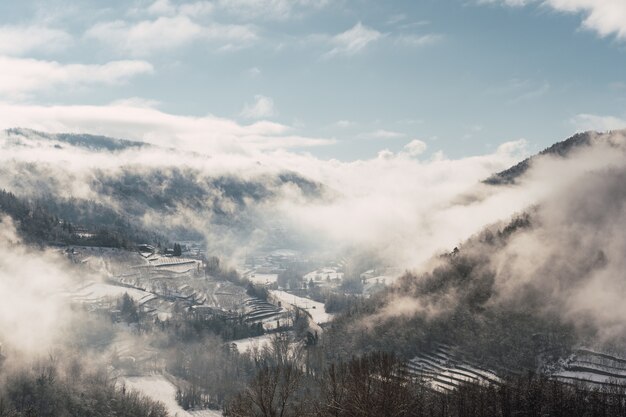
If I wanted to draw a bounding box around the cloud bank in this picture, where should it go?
[0,57,153,99]
[0,217,74,358]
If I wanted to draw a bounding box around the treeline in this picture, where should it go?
[36,194,165,247]
[0,189,157,248]
[0,358,168,417]
[113,293,264,342]
[160,313,264,342]
[224,350,626,417]
[167,338,251,410]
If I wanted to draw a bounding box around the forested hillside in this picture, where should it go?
[0,189,156,247]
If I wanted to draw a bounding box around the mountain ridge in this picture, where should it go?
[484,129,626,185]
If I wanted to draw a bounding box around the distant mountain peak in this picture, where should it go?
[484,130,625,185]
[3,128,147,152]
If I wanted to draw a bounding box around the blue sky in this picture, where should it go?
[1,0,625,160]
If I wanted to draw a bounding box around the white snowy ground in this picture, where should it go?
[551,348,626,385]
[120,375,222,417]
[232,333,276,353]
[303,268,343,282]
[407,346,501,392]
[70,281,154,303]
[248,273,278,285]
[270,290,333,324]
[552,371,624,385]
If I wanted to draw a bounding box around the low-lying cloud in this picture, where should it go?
[2,104,624,280]
[0,216,74,358]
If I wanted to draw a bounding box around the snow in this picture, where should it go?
[553,370,626,385]
[232,334,275,353]
[550,347,626,385]
[270,290,333,324]
[408,345,500,392]
[120,375,222,417]
[248,273,278,285]
[71,281,153,303]
[270,249,298,258]
[157,312,173,321]
[303,268,343,282]
[188,411,223,417]
[578,347,626,362]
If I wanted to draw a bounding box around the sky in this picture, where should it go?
[1,0,626,160]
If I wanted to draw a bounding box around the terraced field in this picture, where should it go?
[551,348,626,387]
[243,297,284,322]
[404,344,500,392]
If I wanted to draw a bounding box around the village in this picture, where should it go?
[60,241,375,415]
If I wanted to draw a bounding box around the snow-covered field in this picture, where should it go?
[70,281,154,304]
[406,344,500,392]
[120,376,222,417]
[232,333,276,353]
[551,348,626,387]
[146,256,202,273]
[270,290,333,324]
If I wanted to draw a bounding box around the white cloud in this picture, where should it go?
[482,0,626,41]
[146,0,178,16]
[403,139,428,157]
[0,101,539,270]
[325,22,383,57]
[546,0,626,40]
[571,113,626,132]
[240,95,276,119]
[0,101,331,153]
[272,138,534,267]
[495,138,528,157]
[215,0,329,21]
[0,25,72,56]
[86,15,257,56]
[334,120,355,128]
[0,217,74,357]
[377,149,395,159]
[358,129,406,139]
[478,0,534,6]
[395,33,442,47]
[147,0,215,17]
[0,56,153,99]
[109,97,162,108]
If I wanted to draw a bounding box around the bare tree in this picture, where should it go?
[227,334,307,417]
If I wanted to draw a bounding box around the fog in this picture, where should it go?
[357,131,626,347]
[2,127,626,357]
[492,162,626,343]
[3,128,624,270]
[0,216,74,358]
[0,127,530,267]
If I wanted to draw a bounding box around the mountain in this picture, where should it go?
[0,128,327,252]
[483,130,625,185]
[0,188,160,248]
[326,130,626,374]
[2,128,626,417]
[5,128,148,152]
